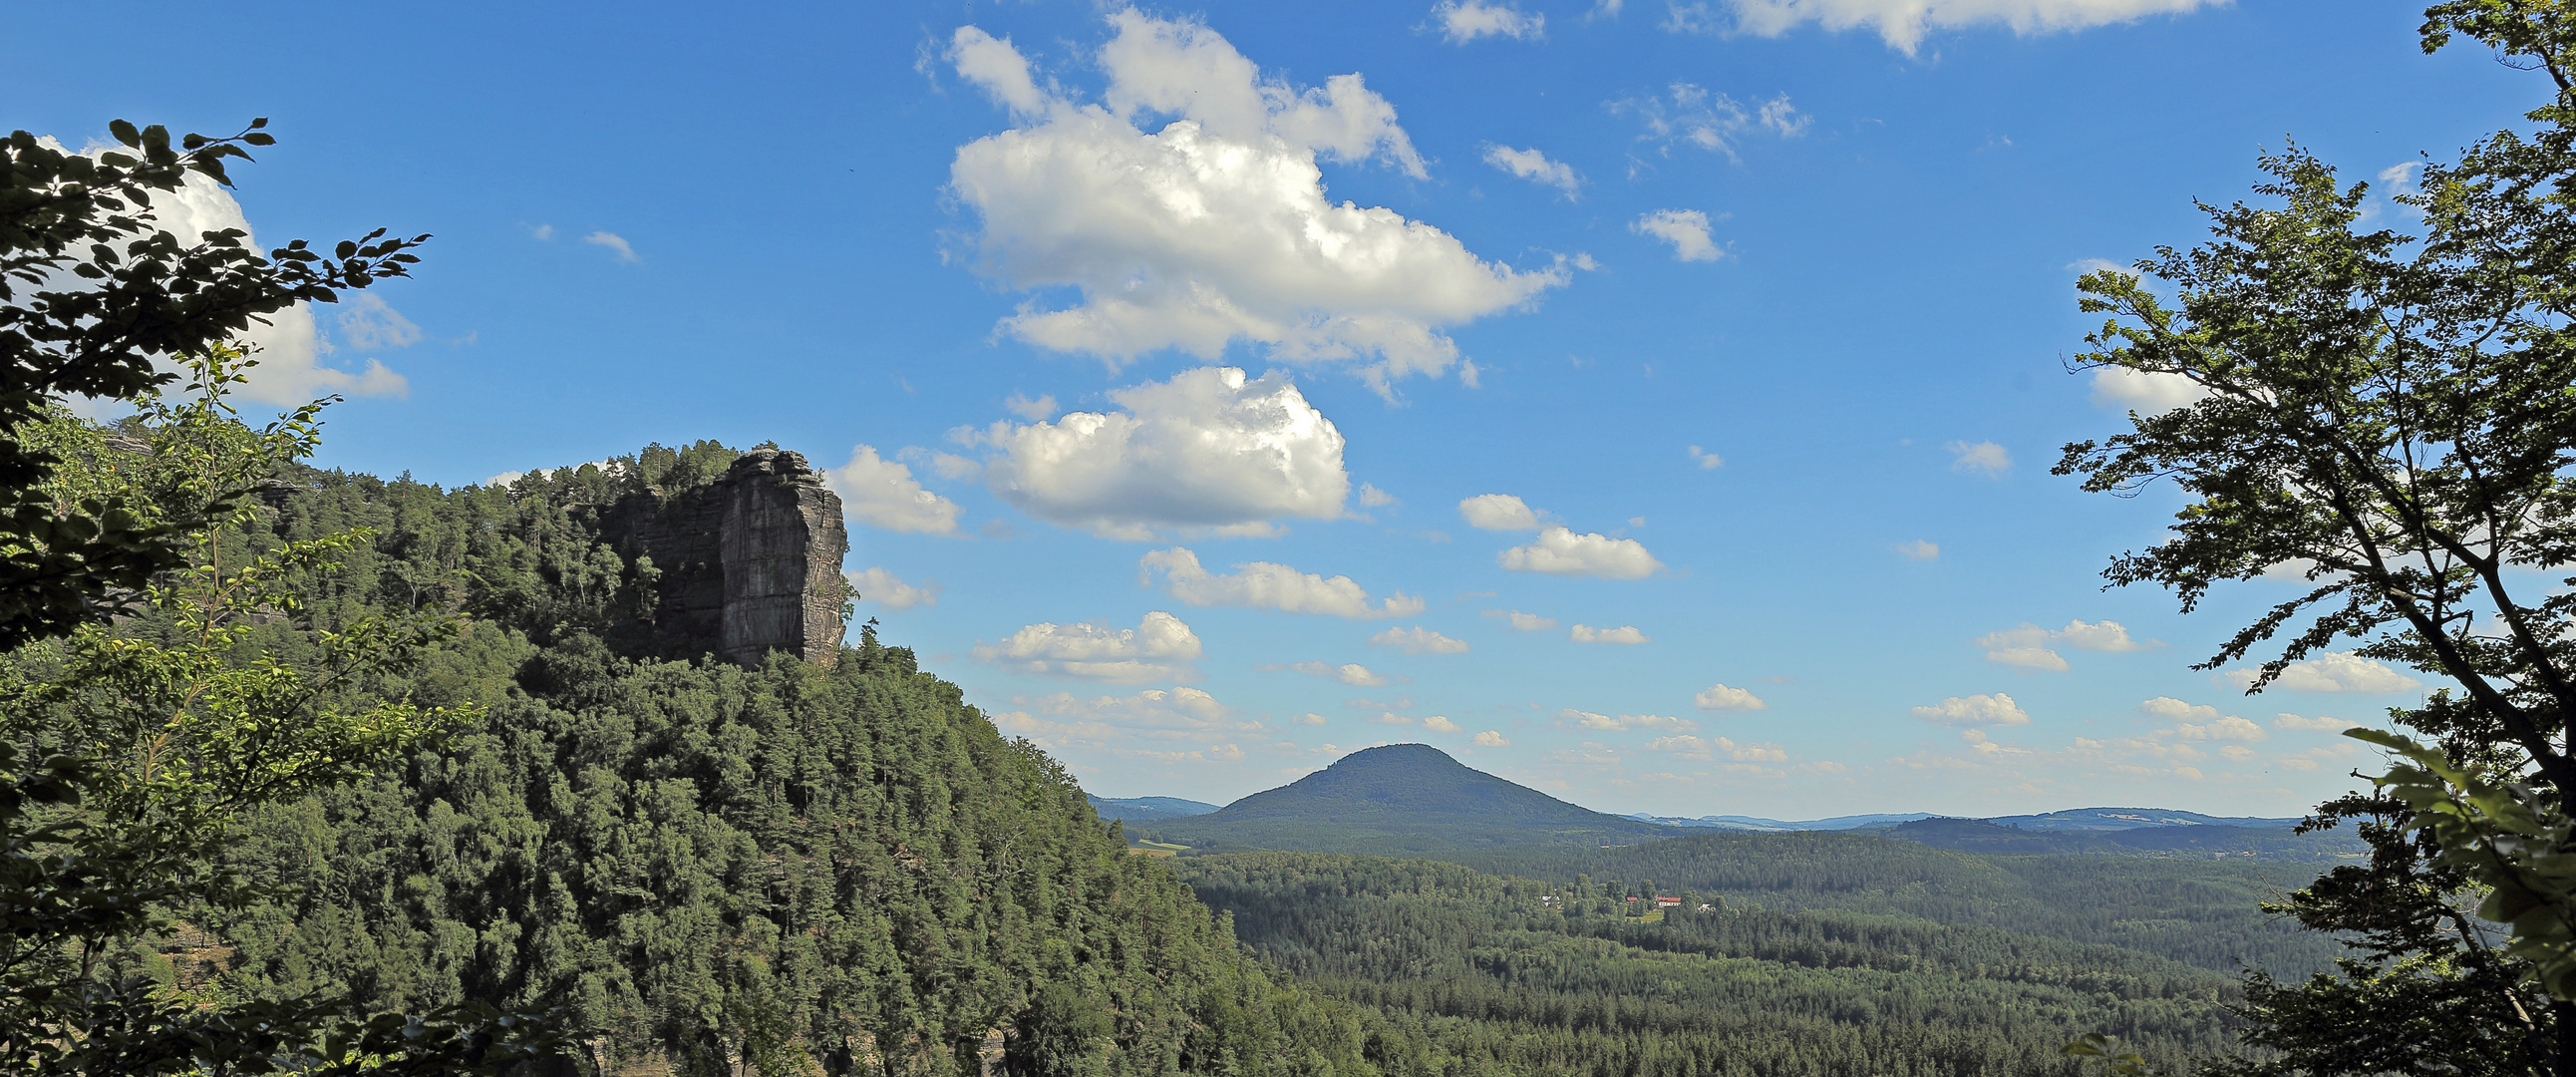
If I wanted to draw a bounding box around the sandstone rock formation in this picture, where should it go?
[604,448,849,666]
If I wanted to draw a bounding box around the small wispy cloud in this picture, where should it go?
[1370,626,1471,655]
[1633,209,1723,262]
[1614,83,1806,163]
[584,230,640,262]
[336,294,423,351]
[1483,145,1582,198]
[1947,440,2010,476]
[1434,0,1545,42]
[1004,392,1058,421]
[1569,624,1650,645]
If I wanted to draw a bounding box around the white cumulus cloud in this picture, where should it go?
[1484,609,1558,631]
[849,566,941,611]
[1561,709,1697,733]
[2092,367,2207,413]
[824,446,964,535]
[1370,626,1470,654]
[975,611,1204,683]
[1275,661,1396,687]
[1570,624,1650,644]
[1947,440,2011,476]
[949,26,1051,116]
[2275,713,2357,733]
[2137,696,2219,721]
[1499,527,1663,579]
[965,366,1346,538]
[989,685,1258,767]
[1458,493,1543,531]
[1694,683,1768,711]
[2058,619,2147,652]
[1633,209,1723,261]
[78,161,411,406]
[1689,445,1723,469]
[2174,715,2269,742]
[946,12,1566,393]
[2134,698,2272,743]
[1483,145,1582,198]
[2226,652,2423,694]
[1910,692,2030,728]
[1424,715,1464,733]
[1473,730,1511,747]
[1140,546,1424,618]
[1435,0,1546,40]
[1702,0,2220,55]
[1975,618,2147,670]
[1980,641,2070,671]
[1897,540,1939,560]
[1647,734,1787,763]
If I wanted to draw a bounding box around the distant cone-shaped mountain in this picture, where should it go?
[1144,744,1675,855]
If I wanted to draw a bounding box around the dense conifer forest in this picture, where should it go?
[116,439,1396,1075]
[51,431,2358,1076]
[1174,850,2331,1076]
[1452,835,2344,974]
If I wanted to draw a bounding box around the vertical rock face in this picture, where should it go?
[718,449,849,667]
[604,448,849,666]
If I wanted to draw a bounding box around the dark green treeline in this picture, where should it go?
[151,440,2329,1077]
[183,446,1388,1075]
[1175,853,2273,1077]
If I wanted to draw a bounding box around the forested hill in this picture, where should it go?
[1148,743,1674,854]
[1087,795,1220,822]
[1454,831,2344,974]
[1177,852,2267,1076]
[1879,817,2362,860]
[196,444,1400,1075]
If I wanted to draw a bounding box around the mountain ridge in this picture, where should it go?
[1146,743,1674,854]
[1618,807,2306,832]
[1087,794,1221,821]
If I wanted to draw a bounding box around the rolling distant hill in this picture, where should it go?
[1123,750,2345,859]
[1145,744,1674,855]
[1619,807,2304,833]
[1086,795,1220,821]
[1882,817,2363,860]
[1981,807,2305,831]
[1624,811,1936,831]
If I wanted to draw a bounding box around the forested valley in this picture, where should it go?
[1169,845,2333,1076]
[16,424,1400,1074]
[18,417,2349,1076]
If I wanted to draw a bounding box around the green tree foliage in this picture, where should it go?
[2054,2,2576,1071]
[1178,852,2271,1077]
[0,119,424,648]
[1451,832,2346,977]
[0,352,553,1073]
[142,438,1398,1076]
[0,116,589,1071]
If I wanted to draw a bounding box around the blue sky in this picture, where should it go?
[16,0,2535,818]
